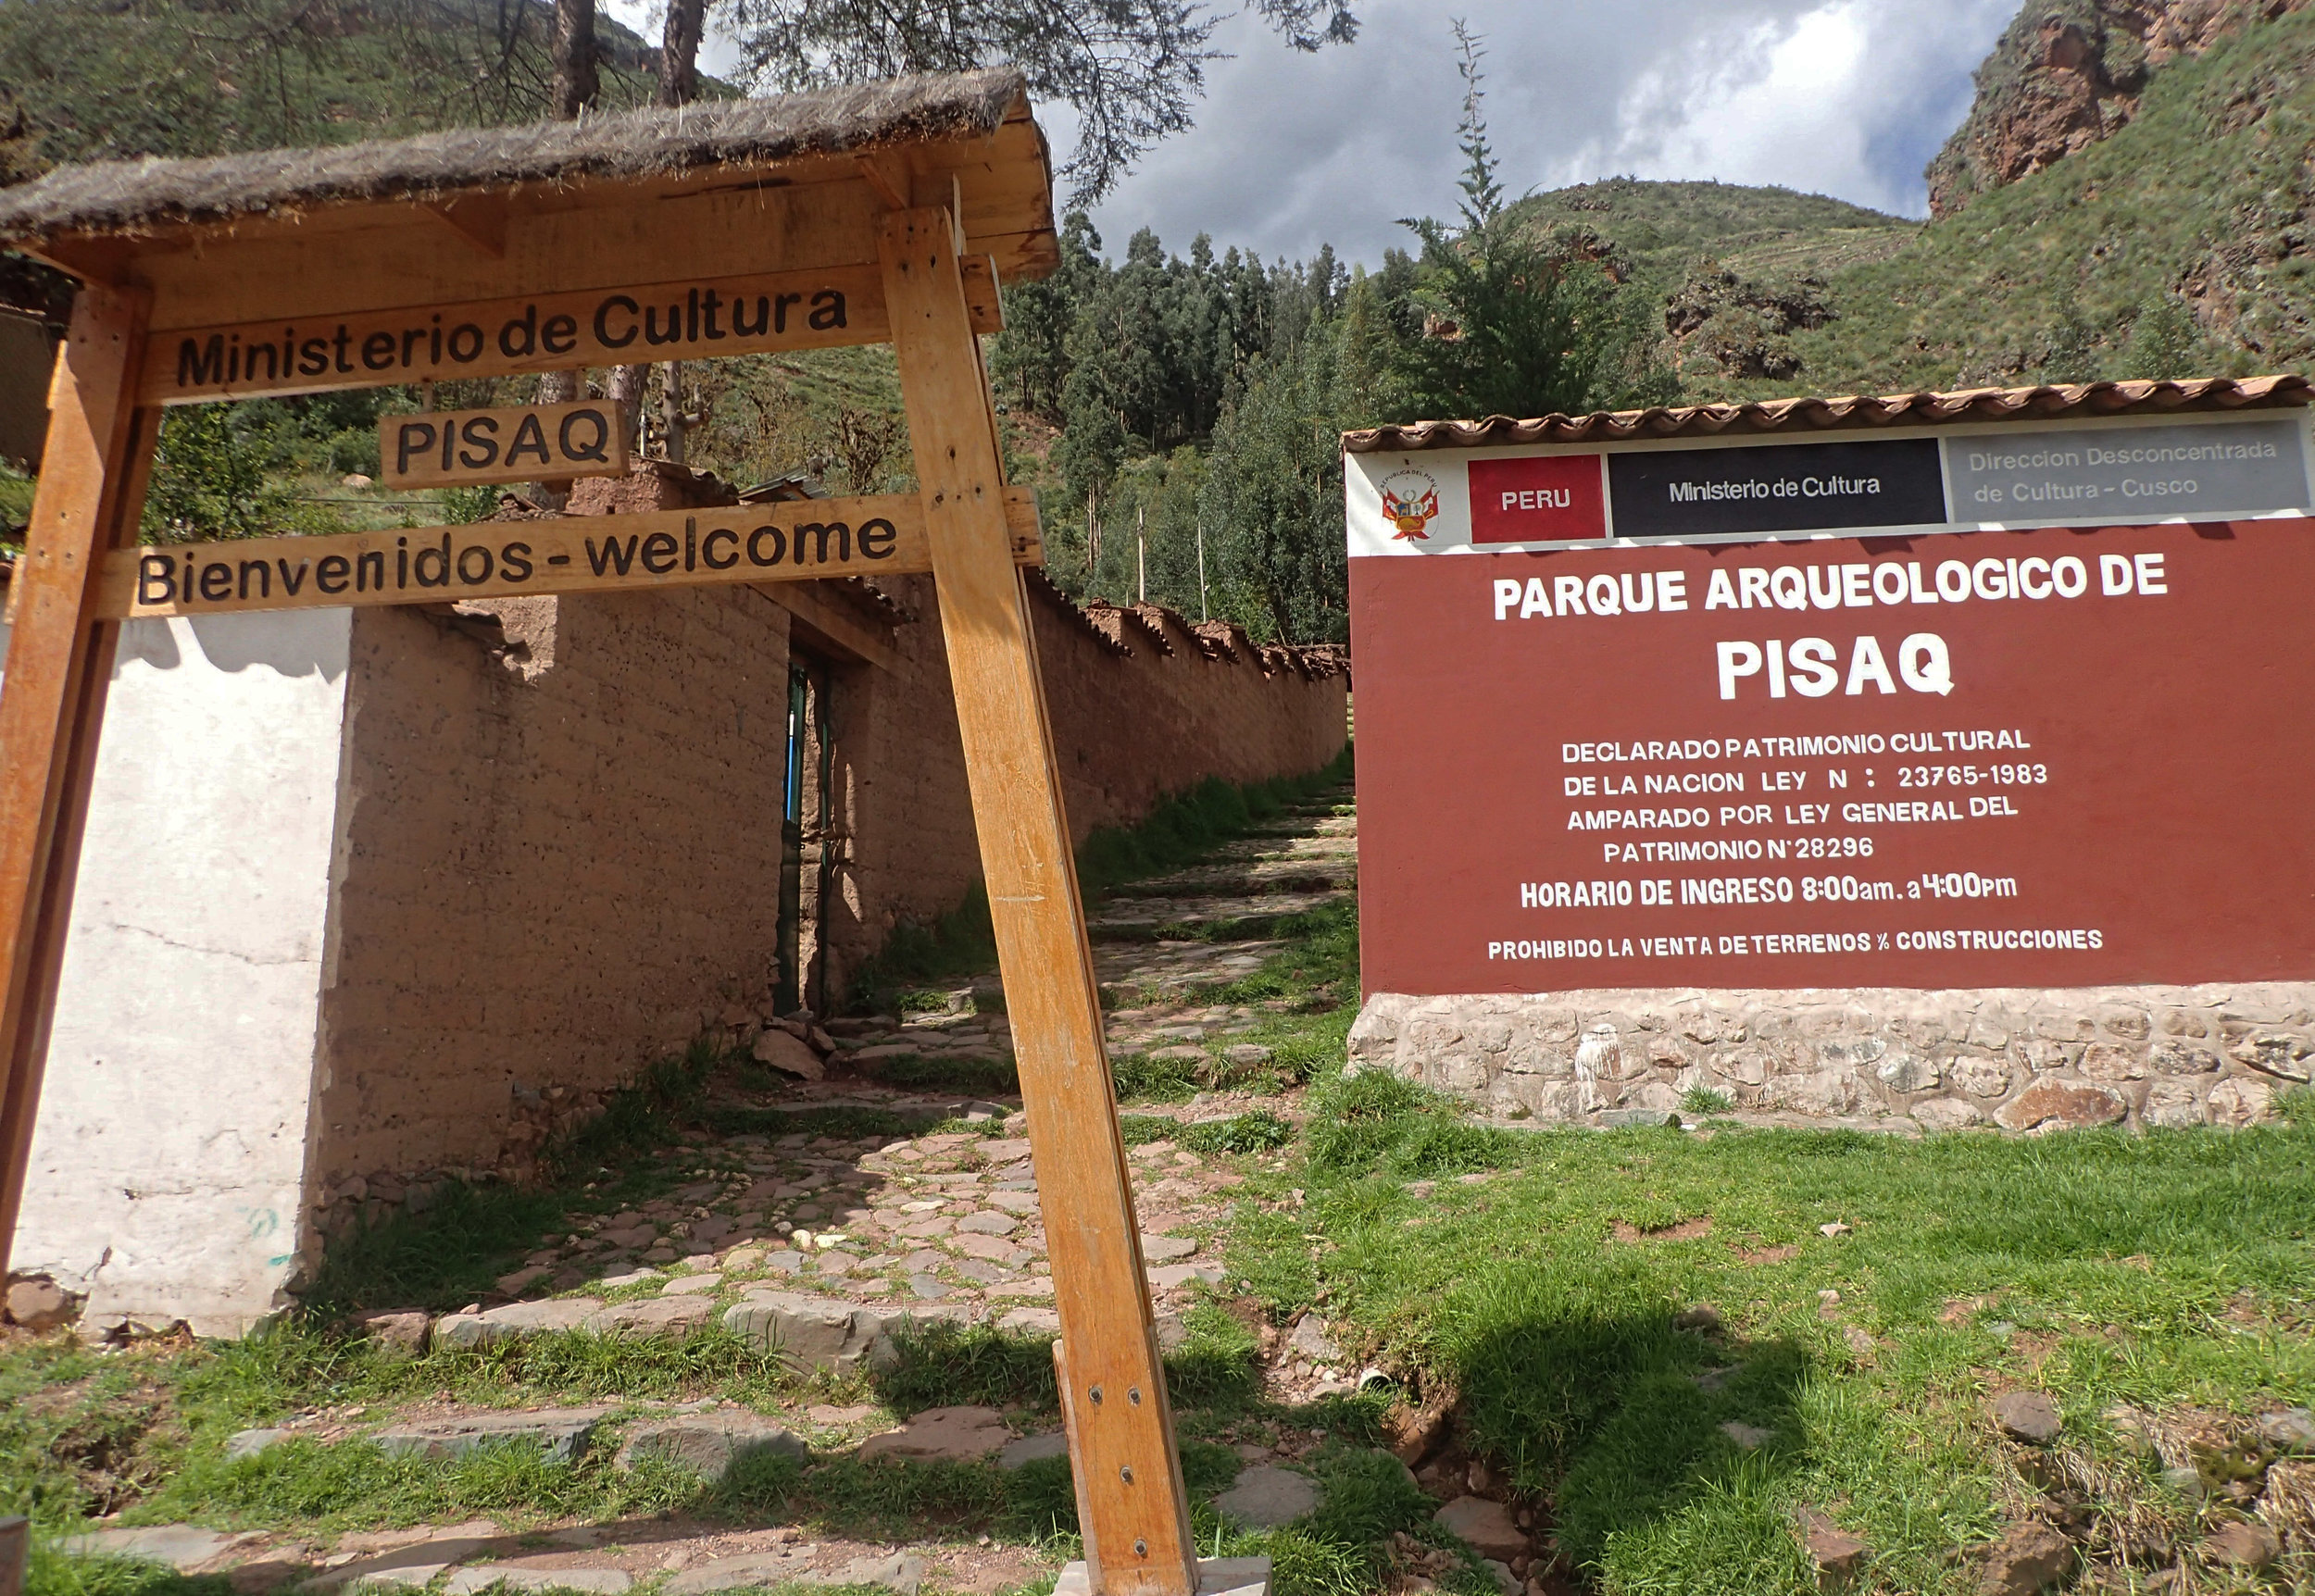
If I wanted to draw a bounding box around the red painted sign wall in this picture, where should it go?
[1351,517,2315,994]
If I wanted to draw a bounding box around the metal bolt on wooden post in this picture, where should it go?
[880,205,1199,1596]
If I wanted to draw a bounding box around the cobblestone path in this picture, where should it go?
[64,785,1369,1596]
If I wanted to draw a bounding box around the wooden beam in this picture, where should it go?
[1,1513,27,1596]
[0,283,154,1285]
[881,206,1196,1596]
[138,256,1005,405]
[117,162,1045,332]
[855,156,909,211]
[94,489,1044,619]
[424,194,510,259]
[760,582,903,673]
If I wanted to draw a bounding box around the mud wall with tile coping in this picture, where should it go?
[1347,985,2315,1131]
[299,480,1345,1254]
[807,578,1350,1009]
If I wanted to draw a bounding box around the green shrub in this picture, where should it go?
[1179,1110,1293,1154]
[1304,1072,1519,1178]
[1680,1085,1733,1116]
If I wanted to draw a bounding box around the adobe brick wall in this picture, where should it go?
[307,586,793,1235]
[307,464,793,1234]
[302,468,1345,1232]
[815,576,1349,1002]
[1056,598,1347,833]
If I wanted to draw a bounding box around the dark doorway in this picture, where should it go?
[775,653,838,1015]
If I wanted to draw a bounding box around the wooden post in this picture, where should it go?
[0,283,153,1281]
[0,1514,27,1596]
[881,207,1199,1596]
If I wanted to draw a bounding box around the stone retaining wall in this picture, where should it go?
[1346,985,2315,1131]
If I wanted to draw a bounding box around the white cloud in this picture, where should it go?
[610,0,2018,268]
[1070,0,2015,266]
[1580,0,2014,215]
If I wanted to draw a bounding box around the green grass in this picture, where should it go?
[1704,5,2315,394]
[1218,1068,2315,1594]
[298,1036,734,1316]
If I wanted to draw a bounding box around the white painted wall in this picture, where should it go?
[2,608,351,1336]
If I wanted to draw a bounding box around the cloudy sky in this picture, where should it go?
[609,0,2019,269]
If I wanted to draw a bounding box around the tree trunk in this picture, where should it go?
[530,367,583,511]
[607,363,649,455]
[658,0,707,107]
[538,9,593,505]
[551,0,597,121]
[661,361,687,466]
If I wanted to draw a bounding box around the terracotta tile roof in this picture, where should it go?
[1341,375,2311,454]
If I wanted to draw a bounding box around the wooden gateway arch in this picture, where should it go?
[0,69,1245,1596]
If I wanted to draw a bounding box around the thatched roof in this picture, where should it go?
[0,69,1029,244]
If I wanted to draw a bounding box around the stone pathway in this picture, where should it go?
[354,791,1358,1361]
[65,789,1371,1596]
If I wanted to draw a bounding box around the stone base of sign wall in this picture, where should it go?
[1345,985,2315,1132]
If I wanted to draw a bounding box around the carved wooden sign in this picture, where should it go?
[378,400,630,489]
[101,491,1043,618]
[144,259,1001,405]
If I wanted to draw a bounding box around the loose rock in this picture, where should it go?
[432,1299,602,1350]
[444,1570,632,1595]
[615,1414,805,1480]
[2258,1407,2315,1453]
[1993,1391,2063,1446]
[661,1555,805,1596]
[1286,1315,1341,1363]
[1215,1465,1320,1527]
[753,1028,825,1081]
[1798,1507,1868,1588]
[5,1275,78,1332]
[61,1526,243,1572]
[1977,1522,2072,1596]
[1433,1497,1525,1562]
[2203,1520,2280,1570]
[357,1310,432,1356]
[373,1408,608,1464]
[858,1405,1015,1461]
[997,1432,1071,1470]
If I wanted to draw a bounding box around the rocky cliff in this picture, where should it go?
[1926,0,2309,218]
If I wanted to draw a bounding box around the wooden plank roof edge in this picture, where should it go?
[0,69,1039,249]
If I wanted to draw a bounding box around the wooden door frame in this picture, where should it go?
[0,203,1204,1596]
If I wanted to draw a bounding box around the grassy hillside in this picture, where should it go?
[1770,1,2315,396]
[1529,4,2315,403]
[1509,177,1916,288]
[0,0,682,171]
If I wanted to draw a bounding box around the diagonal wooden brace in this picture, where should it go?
[879,206,1198,1596]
